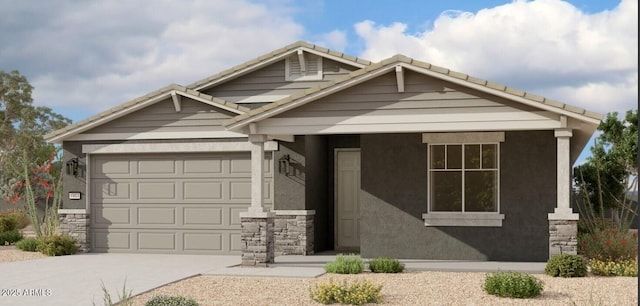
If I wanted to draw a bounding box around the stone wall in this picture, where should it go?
[240,216,274,267]
[549,219,578,257]
[58,210,90,253]
[273,212,314,255]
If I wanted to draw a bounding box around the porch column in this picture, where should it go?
[239,134,275,266]
[548,128,578,258]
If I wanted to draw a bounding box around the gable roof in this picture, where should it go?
[187,41,372,91]
[44,84,249,143]
[224,54,603,131]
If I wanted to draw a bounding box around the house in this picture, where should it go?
[44,41,602,264]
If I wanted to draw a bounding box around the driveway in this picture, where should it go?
[0,253,240,306]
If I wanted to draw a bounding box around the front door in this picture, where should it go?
[335,149,361,250]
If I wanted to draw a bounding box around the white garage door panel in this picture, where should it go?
[90,152,272,254]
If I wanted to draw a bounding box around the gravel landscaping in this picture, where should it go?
[127,272,637,306]
[1,248,636,305]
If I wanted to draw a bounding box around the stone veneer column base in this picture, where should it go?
[549,219,578,258]
[240,216,275,267]
[58,209,90,253]
[273,210,315,256]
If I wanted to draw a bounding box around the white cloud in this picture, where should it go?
[354,0,638,115]
[313,30,348,52]
[0,0,303,117]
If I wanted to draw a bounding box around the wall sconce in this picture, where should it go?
[66,157,79,177]
[279,154,291,176]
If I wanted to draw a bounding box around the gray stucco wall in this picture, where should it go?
[359,131,556,262]
[274,136,306,211]
[62,141,87,209]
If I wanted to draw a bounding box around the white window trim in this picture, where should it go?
[285,54,323,81]
[423,132,505,227]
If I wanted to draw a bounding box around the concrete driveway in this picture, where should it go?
[0,253,240,306]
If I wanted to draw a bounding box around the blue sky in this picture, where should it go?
[0,0,636,164]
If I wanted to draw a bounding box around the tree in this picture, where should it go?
[573,109,638,227]
[0,70,71,201]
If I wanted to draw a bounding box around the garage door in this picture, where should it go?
[90,152,273,254]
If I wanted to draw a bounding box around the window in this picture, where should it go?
[429,144,498,212]
[422,132,505,227]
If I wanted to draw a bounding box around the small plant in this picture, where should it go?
[579,229,638,262]
[16,237,42,252]
[484,271,543,298]
[368,257,405,273]
[324,254,365,274]
[589,259,638,277]
[545,254,588,277]
[0,210,28,232]
[309,279,383,305]
[37,234,78,256]
[0,229,23,245]
[95,278,134,306]
[145,295,199,306]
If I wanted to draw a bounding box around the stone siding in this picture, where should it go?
[549,219,578,258]
[274,214,314,255]
[241,217,274,267]
[58,212,90,253]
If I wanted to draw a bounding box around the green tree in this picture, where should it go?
[573,109,638,227]
[0,70,71,201]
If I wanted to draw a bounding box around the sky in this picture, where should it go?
[0,0,637,163]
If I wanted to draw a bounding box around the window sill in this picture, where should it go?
[422,213,505,227]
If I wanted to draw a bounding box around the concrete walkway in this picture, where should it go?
[0,253,239,306]
[0,252,547,306]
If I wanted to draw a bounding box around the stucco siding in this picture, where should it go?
[359,131,556,261]
[86,97,234,134]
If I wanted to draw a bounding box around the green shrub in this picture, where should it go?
[37,234,78,256]
[484,271,544,298]
[309,279,382,305]
[0,215,19,232]
[589,259,638,277]
[579,229,638,262]
[324,254,365,274]
[145,295,199,306]
[0,229,23,244]
[16,237,42,252]
[545,254,588,277]
[368,257,405,273]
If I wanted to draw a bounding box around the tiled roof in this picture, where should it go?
[225,54,603,128]
[44,84,249,142]
[187,41,372,90]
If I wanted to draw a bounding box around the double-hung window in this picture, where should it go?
[422,132,505,227]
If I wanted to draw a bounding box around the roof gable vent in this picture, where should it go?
[285,50,323,81]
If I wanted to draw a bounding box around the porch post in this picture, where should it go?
[239,134,275,266]
[548,128,579,258]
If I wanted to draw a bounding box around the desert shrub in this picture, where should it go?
[16,237,42,252]
[145,295,199,306]
[37,234,78,256]
[0,229,23,244]
[579,229,637,261]
[545,254,588,277]
[0,214,19,232]
[589,259,638,277]
[309,279,382,305]
[484,271,544,298]
[324,254,365,274]
[368,257,405,273]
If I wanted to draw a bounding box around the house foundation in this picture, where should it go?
[58,209,90,253]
